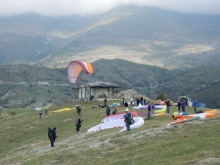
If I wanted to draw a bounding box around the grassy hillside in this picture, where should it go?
[0,60,220,108]
[0,64,73,108]
[160,65,220,108]
[0,102,219,165]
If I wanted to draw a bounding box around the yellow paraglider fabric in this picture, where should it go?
[50,108,76,113]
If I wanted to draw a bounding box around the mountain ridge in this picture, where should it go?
[0,59,219,108]
[0,6,220,69]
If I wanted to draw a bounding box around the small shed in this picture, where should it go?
[73,81,121,101]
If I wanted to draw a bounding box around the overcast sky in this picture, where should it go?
[0,0,220,17]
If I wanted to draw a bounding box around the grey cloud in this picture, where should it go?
[0,0,220,17]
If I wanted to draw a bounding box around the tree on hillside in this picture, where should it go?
[156,92,167,101]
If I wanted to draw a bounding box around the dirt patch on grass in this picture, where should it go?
[194,157,220,165]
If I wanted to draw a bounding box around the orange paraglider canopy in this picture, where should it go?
[67,60,93,83]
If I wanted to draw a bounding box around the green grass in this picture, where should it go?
[0,101,219,165]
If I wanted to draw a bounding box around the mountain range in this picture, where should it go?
[0,6,220,108]
[0,59,219,109]
[1,7,220,69]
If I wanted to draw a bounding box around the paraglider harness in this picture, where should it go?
[124,112,135,125]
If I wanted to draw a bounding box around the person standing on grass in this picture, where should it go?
[75,118,83,132]
[151,103,155,117]
[136,97,140,106]
[122,97,125,107]
[193,99,198,113]
[104,97,107,107]
[177,100,182,113]
[147,103,152,119]
[76,105,82,115]
[182,99,186,112]
[165,99,171,116]
[130,96,133,106]
[140,96,143,105]
[106,105,111,116]
[39,111,42,118]
[48,127,57,147]
[124,109,132,131]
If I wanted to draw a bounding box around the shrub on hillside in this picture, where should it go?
[156,93,167,101]
[9,111,16,115]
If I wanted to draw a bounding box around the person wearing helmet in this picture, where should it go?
[124,109,132,131]
[75,105,82,115]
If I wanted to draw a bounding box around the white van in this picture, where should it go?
[178,96,192,107]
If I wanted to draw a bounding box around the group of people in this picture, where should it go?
[177,98,198,113]
[106,105,117,116]
[120,96,149,107]
[47,97,199,147]
[38,107,49,119]
[47,104,83,147]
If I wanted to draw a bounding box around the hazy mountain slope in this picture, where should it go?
[0,13,102,65]
[0,59,219,108]
[79,58,171,92]
[160,65,220,105]
[0,64,72,108]
[0,7,220,69]
[39,7,220,68]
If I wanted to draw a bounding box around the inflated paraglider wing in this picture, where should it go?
[67,60,93,83]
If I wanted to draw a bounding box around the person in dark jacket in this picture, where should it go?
[39,111,42,118]
[104,97,107,107]
[193,99,198,113]
[165,99,171,116]
[76,118,83,132]
[124,109,132,131]
[106,105,111,116]
[112,108,117,115]
[177,100,182,113]
[140,96,143,105]
[147,103,152,119]
[182,99,186,112]
[136,98,140,106]
[122,97,125,106]
[48,127,57,147]
[75,105,82,115]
